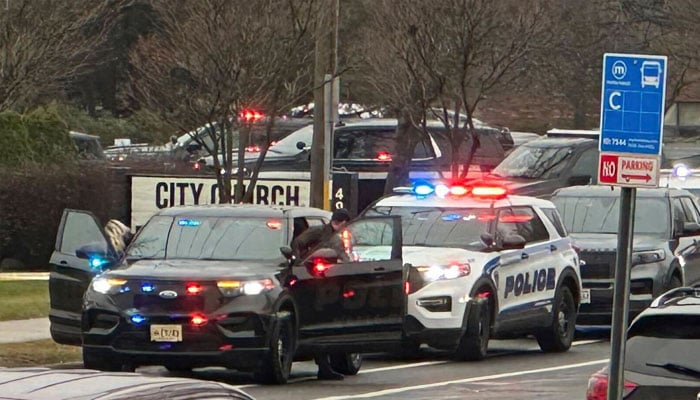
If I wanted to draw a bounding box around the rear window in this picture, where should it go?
[625,314,700,379]
[491,143,574,179]
[541,208,568,237]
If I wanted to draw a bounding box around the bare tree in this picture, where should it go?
[130,0,318,203]
[354,0,548,190]
[0,0,116,111]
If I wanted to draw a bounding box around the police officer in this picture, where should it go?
[291,208,351,380]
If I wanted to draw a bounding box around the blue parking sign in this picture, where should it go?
[600,53,667,156]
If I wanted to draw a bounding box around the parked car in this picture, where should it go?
[551,185,700,325]
[49,205,406,383]
[0,367,254,400]
[586,286,700,399]
[69,131,107,161]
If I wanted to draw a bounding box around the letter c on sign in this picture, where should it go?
[609,91,622,110]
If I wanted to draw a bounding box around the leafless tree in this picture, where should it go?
[0,0,116,111]
[130,0,318,203]
[354,0,549,190]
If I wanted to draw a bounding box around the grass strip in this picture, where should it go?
[0,281,49,321]
[0,340,81,367]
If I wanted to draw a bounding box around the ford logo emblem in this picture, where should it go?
[159,290,178,299]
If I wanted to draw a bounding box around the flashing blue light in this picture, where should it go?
[141,283,155,293]
[412,181,435,196]
[130,314,147,325]
[178,219,201,227]
[89,257,106,269]
[442,213,461,222]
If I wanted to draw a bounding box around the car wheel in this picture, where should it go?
[536,286,576,353]
[454,297,490,361]
[329,353,362,375]
[254,312,296,384]
[82,347,123,372]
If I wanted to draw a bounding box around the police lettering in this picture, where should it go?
[504,268,556,298]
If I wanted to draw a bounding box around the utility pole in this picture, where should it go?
[311,0,339,209]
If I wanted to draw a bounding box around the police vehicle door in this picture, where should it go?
[494,207,556,325]
[48,209,117,345]
[292,216,404,349]
[673,196,700,285]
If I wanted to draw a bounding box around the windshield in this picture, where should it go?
[365,206,490,250]
[626,315,700,380]
[552,196,669,236]
[126,215,285,261]
[491,144,573,179]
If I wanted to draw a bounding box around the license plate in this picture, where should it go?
[150,324,183,342]
[581,289,591,304]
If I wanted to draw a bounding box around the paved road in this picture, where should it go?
[0,318,51,344]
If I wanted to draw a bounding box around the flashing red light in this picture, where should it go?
[585,370,638,400]
[477,214,496,222]
[471,186,508,199]
[343,289,355,298]
[450,185,469,196]
[245,145,261,152]
[312,259,329,275]
[404,281,411,295]
[499,214,533,223]
[219,344,233,351]
[476,291,490,299]
[376,151,392,161]
[241,109,264,122]
[186,283,203,295]
[190,313,208,326]
[192,162,201,170]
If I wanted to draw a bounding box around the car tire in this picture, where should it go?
[536,286,576,353]
[254,312,296,384]
[83,347,123,372]
[329,353,362,375]
[454,297,490,361]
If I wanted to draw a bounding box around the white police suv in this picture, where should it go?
[362,181,582,360]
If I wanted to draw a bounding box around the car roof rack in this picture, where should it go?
[545,128,600,139]
[650,286,700,308]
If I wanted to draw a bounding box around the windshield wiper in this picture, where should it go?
[646,362,700,379]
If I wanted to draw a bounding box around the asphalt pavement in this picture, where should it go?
[0,272,51,344]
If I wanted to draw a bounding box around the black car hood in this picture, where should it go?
[569,233,666,252]
[109,259,282,280]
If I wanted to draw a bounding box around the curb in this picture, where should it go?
[0,273,49,281]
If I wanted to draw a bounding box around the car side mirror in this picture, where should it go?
[501,234,527,250]
[75,243,116,270]
[567,175,591,186]
[296,141,306,150]
[280,246,293,259]
[186,143,202,153]
[480,232,494,247]
[682,222,700,236]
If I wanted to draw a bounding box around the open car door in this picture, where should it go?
[49,209,116,345]
[292,215,405,352]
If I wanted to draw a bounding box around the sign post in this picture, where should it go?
[598,53,667,400]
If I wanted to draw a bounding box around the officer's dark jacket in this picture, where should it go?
[291,223,349,262]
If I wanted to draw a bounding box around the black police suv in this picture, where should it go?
[586,286,700,399]
[552,185,700,325]
[49,205,405,384]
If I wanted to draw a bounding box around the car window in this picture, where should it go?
[541,208,568,237]
[495,207,549,244]
[127,216,286,261]
[491,143,574,179]
[553,195,670,236]
[680,197,700,224]
[364,206,490,250]
[60,212,107,254]
[333,129,433,160]
[570,148,598,178]
[625,314,700,379]
[672,198,688,236]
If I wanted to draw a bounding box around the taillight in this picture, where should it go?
[190,313,208,326]
[585,370,638,400]
[312,261,330,275]
[186,283,203,295]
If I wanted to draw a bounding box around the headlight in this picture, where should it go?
[416,263,471,281]
[91,277,128,294]
[632,249,665,265]
[217,279,275,297]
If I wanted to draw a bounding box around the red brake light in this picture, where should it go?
[190,313,208,326]
[471,185,507,199]
[585,371,638,400]
[245,145,261,152]
[192,162,201,170]
[186,283,203,295]
[376,151,392,161]
[404,281,411,295]
[266,219,282,230]
[312,259,330,275]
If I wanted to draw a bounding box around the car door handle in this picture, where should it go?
[374,267,386,272]
[59,260,68,265]
[550,245,557,252]
[521,253,529,260]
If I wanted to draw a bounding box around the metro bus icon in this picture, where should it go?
[641,60,662,88]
